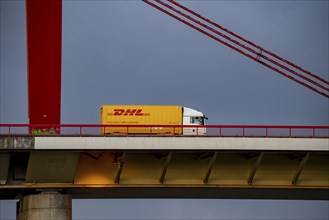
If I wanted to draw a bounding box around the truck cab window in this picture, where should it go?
[190,117,204,125]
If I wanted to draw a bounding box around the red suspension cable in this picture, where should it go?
[154,0,329,93]
[168,0,329,86]
[143,0,329,98]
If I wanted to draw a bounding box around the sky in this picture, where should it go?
[0,0,329,219]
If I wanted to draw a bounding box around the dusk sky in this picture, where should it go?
[1,0,328,219]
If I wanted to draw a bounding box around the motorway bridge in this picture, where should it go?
[1,124,328,201]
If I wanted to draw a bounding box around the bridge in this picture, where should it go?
[1,0,328,219]
[1,124,328,201]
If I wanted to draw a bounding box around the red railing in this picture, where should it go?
[0,124,328,138]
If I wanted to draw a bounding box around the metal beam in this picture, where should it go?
[156,152,170,160]
[292,153,311,185]
[83,152,105,160]
[247,152,264,185]
[114,152,126,184]
[203,152,218,184]
[0,153,10,184]
[195,152,213,160]
[244,152,261,160]
[159,152,172,184]
[1,185,328,200]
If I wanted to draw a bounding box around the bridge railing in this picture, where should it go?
[0,124,328,138]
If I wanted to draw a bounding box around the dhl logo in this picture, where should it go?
[108,109,150,116]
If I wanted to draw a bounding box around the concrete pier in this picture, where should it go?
[16,191,71,220]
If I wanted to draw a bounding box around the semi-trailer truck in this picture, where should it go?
[100,105,207,135]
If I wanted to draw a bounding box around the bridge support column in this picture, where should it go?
[16,191,72,220]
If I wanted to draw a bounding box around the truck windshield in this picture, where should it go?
[191,117,204,125]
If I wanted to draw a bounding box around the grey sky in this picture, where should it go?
[1,199,329,219]
[0,0,328,219]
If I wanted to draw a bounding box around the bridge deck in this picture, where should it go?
[1,135,328,200]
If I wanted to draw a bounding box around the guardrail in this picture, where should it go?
[0,124,328,138]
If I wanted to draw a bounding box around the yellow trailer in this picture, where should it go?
[100,105,183,135]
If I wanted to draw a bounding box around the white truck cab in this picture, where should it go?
[183,107,207,135]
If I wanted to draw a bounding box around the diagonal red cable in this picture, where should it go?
[154,0,329,93]
[168,0,329,86]
[143,0,329,98]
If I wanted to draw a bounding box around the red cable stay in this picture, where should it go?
[143,0,329,99]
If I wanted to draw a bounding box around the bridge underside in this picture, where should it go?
[1,137,328,200]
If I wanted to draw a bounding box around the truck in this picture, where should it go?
[100,105,207,135]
